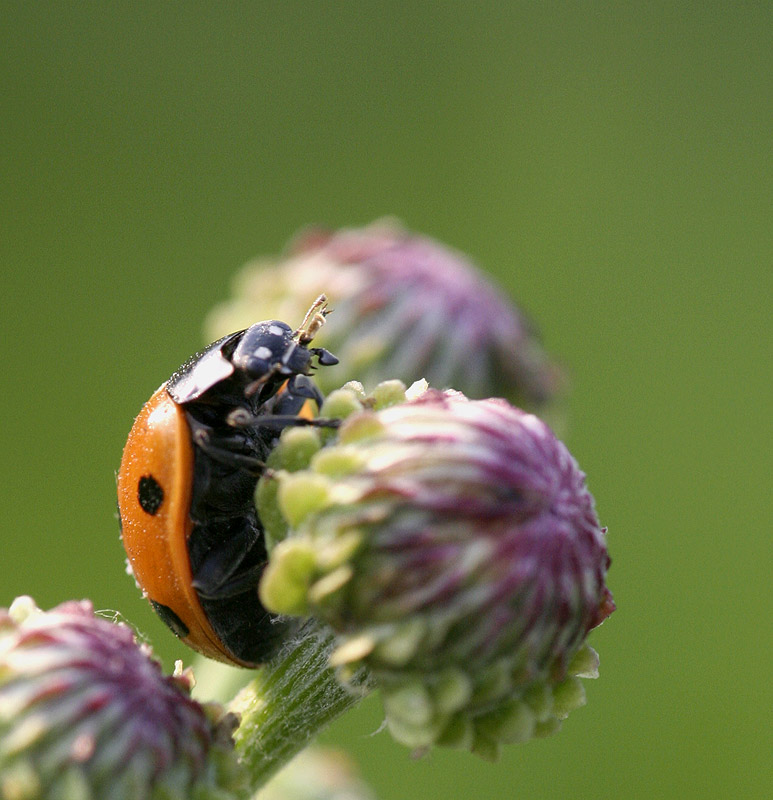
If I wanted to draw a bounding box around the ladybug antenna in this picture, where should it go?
[294,294,330,345]
[243,362,283,398]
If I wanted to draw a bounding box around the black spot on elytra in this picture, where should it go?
[150,600,189,639]
[138,475,164,515]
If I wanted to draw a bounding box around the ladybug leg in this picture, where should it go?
[279,374,326,412]
[189,422,265,474]
[226,410,340,430]
[190,519,266,600]
[230,375,342,432]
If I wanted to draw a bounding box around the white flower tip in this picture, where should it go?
[8,596,40,625]
[405,379,429,400]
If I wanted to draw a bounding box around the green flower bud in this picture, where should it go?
[0,598,247,799]
[258,387,613,756]
[206,220,564,415]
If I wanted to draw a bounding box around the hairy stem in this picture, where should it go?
[231,621,371,791]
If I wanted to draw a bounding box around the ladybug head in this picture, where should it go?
[216,298,337,407]
[231,321,305,378]
[231,319,338,385]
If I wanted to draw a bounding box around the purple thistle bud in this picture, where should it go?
[259,384,613,756]
[206,220,564,414]
[0,597,247,799]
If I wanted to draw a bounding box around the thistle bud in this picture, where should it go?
[259,385,613,757]
[206,220,563,414]
[0,598,247,800]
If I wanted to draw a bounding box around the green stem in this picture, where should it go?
[230,621,371,792]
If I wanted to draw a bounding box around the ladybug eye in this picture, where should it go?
[137,475,164,515]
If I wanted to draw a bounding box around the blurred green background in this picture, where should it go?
[1,3,770,798]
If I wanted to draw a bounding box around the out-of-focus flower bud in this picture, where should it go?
[258,748,376,800]
[259,383,613,758]
[206,221,564,415]
[0,597,247,800]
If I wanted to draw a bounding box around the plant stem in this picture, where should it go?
[231,621,371,791]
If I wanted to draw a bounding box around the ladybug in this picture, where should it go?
[117,296,338,667]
